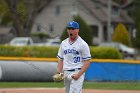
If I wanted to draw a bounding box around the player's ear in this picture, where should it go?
[77,29,79,32]
[67,29,69,33]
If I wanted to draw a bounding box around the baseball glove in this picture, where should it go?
[53,73,64,82]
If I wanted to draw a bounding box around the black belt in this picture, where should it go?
[67,68,81,71]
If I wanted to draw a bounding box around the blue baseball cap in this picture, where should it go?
[66,21,79,29]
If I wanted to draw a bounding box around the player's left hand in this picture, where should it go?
[53,73,64,82]
[71,74,80,80]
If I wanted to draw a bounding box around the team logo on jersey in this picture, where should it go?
[64,49,79,55]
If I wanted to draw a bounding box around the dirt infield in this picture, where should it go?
[0,88,140,93]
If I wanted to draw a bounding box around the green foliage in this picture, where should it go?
[0,0,8,15]
[0,0,51,37]
[0,46,19,56]
[132,0,140,48]
[1,12,12,25]
[0,0,10,25]
[0,45,58,58]
[0,45,121,59]
[73,15,92,45]
[112,23,131,46]
[60,15,93,45]
[0,0,26,25]
[60,27,67,41]
[133,29,140,48]
[16,1,26,25]
[112,0,122,4]
[90,46,122,59]
[29,46,58,58]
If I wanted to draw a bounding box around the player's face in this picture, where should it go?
[67,28,79,40]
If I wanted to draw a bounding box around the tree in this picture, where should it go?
[61,15,92,45]
[113,0,122,4]
[112,23,131,46]
[132,0,140,48]
[0,0,51,37]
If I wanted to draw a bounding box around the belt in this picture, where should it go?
[66,68,81,71]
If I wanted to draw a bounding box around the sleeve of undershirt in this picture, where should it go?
[57,43,64,60]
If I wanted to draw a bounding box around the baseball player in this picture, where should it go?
[57,21,91,93]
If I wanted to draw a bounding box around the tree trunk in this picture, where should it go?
[4,0,51,37]
[5,0,23,36]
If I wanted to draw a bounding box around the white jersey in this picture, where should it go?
[57,36,91,70]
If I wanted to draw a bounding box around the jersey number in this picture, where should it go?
[73,57,80,63]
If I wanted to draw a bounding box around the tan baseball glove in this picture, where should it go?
[53,73,64,82]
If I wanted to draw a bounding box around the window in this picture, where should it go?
[111,6,120,16]
[55,5,60,15]
[37,25,41,32]
[103,26,108,41]
[90,25,98,37]
[94,0,101,9]
[49,24,54,32]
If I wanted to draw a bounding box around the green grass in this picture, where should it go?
[0,82,64,88]
[0,81,140,90]
[83,81,140,90]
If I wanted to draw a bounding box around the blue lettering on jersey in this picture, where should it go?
[64,49,79,55]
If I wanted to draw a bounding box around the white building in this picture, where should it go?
[31,0,134,45]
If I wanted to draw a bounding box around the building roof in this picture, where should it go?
[97,0,120,7]
[79,0,134,25]
[121,0,134,8]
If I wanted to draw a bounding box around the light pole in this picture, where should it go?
[107,0,112,42]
